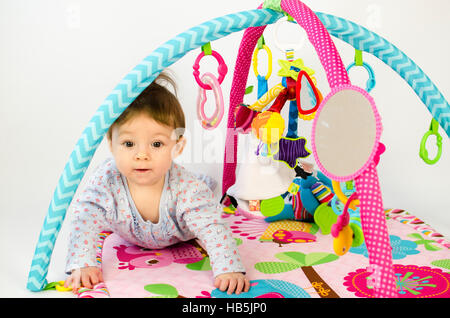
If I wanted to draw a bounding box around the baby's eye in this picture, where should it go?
[152,141,163,148]
[123,141,134,148]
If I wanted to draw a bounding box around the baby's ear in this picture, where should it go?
[172,136,186,158]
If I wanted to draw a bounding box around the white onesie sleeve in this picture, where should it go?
[65,167,113,274]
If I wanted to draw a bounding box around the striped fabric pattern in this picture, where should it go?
[310,182,334,204]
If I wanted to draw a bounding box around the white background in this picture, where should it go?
[0,0,449,297]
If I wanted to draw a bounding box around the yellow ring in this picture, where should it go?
[252,44,273,80]
[332,181,360,211]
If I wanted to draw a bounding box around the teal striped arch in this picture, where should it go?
[316,12,450,137]
[27,7,449,292]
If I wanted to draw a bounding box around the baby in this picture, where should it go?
[64,72,249,295]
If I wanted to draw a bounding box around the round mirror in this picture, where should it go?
[311,85,381,181]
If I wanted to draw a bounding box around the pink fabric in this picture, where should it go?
[355,162,397,297]
[222,24,266,194]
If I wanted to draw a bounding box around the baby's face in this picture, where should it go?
[108,113,184,188]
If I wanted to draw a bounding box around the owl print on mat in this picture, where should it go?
[113,240,204,270]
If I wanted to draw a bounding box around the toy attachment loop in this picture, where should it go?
[420,118,443,165]
[262,0,283,12]
[193,49,228,90]
[346,62,376,93]
[201,42,212,56]
[346,50,376,93]
[252,43,273,80]
[196,72,225,130]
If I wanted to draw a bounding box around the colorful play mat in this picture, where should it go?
[66,209,449,298]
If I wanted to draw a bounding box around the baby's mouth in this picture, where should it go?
[134,168,150,173]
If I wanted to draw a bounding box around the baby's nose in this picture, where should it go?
[135,151,150,160]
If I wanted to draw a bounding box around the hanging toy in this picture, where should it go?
[251,76,296,145]
[196,72,225,129]
[271,134,311,169]
[296,70,323,120]
[193,43,227,130]
[251,109,286,145]
[277,57,315,81]
[247,83,285,112]
[420,118,443,165]
[252,35,273,93]
[346,49,376,93]
[234,35,273,134]
[250,16,308,146]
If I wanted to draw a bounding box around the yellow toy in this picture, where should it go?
[248,83,284,112]
[331,192,358,256]
[55,281,73,292]
[333,224,354,256]
[252,43,273,81]
[251,111,285,144]
[43,280,73,292]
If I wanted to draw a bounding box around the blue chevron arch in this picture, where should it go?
[27,7,449,291]
[316,12,450,136]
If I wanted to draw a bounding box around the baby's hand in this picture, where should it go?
[64,266,103,294]
[214,272,250,295]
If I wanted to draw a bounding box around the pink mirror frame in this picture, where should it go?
[311,84,383,182]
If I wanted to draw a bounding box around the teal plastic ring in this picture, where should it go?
[346,62,376,93]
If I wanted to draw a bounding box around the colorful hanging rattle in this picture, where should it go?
[193,43,227,129]
[250,71,317,165]
[196,72,225,129]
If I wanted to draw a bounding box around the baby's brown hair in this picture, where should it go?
[106,71,185,140]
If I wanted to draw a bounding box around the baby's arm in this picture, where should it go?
[65,173,113,292]
[177,178,247,293]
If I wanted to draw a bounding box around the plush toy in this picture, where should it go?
[296,169,334,214]
[262,163,336,223]
[331,192,357,256]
